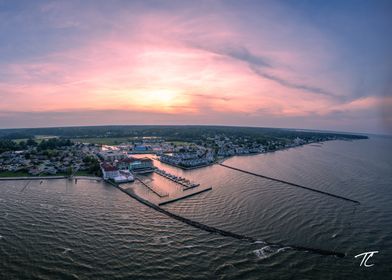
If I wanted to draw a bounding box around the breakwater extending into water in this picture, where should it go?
[107,180,346,258]
[219,163,360,204]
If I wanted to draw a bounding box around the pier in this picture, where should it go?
[134,177,168,198]
[109,181,346,258]
[154,168,200,190]
[219,163,360,204]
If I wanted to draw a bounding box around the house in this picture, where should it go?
[100,163,120,180]
[28,167,40,176]
[98,151,126,162]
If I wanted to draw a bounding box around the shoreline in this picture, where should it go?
[0,175,101,181]
[158,138,336,169]
[208,137,367,166]
[1,138,366,179]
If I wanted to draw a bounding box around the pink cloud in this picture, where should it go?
[0,3,385,133]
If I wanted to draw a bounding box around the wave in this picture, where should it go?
[62,248,72,254]
[253,245,291,260]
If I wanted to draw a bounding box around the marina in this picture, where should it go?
[134,166,212,205]
[154,168,200,190]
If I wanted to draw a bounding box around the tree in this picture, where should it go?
[26,138,37,146]
[66,166,73,176]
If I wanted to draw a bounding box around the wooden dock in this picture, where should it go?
[134,177,168,198]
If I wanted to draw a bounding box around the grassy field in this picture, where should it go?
[0,171,31,177]
[71,137,134,145]
[74,170,97,176]
[73,137,193,146]
[12,135,58,144]
[168,141,193,146]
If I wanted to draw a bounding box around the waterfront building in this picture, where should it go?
[116,157,154,171]
[129,157,154,171]
[160,153,213,168]
[100,163,120,180]
[116,157,134,170]
[115,170,134,183]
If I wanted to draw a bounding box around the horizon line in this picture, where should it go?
[0,124,384,137]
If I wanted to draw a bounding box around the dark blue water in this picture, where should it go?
[1,136,391,279]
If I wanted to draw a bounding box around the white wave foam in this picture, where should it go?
[253,246,290,260]
[40,203,55,210]
[153,236,173,245]
[62,248,72,254]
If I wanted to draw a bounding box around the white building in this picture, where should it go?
[98,151,126,162]
[100,163,120,180]
[115,170,134,183]
[101,162,134,183]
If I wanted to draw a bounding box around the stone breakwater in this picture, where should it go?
[107,180,346,258]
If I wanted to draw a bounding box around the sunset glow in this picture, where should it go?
[0,0,391,133]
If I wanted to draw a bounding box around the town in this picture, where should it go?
[0,126,368,179]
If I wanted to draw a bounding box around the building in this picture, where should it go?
[133,145,151,152]
[129,145,153,154]
[98,151,126,162]
[116,170,134,183]
[130,157,153,171]
[116,157,134,170]
[100,163,120,180]
[160,153,213,168]
[116,157,154,172]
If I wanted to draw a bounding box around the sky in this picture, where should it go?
[0,0,391,134]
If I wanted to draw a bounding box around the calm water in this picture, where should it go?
[1,136,391,279]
